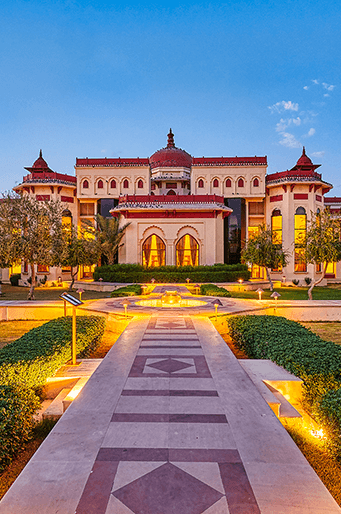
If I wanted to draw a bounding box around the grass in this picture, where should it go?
[0,320,46,349]
[301,322,341,346]
[0,284,111,301]
[230,285,341,301]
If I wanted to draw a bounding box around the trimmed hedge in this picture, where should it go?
[200,284,231,297]
[94,263,250,284]
[0,384,40,472]
[10,273,21,286]
[0,316,106,389]
[111,284,142,297]
[226,315,341,458]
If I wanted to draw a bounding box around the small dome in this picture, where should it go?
[149,129,192,169]
[32,150,49,170]
[296,147,313,167]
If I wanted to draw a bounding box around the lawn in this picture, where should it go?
[0,284,111,302]
[301,322,341,346]
[229,285,341,301]
[0,320,46,349]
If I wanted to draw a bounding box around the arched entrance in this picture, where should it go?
[142,234,166,267]
[176,234,199,266]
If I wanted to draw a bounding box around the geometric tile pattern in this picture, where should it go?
[75,315,261,514]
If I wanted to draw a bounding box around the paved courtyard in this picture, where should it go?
[0,298,340,513]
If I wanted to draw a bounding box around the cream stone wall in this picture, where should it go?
[191,165,267,197]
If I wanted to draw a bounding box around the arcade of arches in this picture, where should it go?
[142,234,199,267]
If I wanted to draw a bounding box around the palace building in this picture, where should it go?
[8,130,341,285]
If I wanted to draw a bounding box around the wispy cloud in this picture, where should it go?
[311,151,325,158]
[307,128,316,137]
[268,100,299,114]
[322,82,335,91]
[276,117,301,132]
[312,79,319,85]
[279,132,301,148]
[303,86,309,90]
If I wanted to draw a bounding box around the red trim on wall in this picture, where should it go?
[36,194,50,201]
[316,195,322,202]
[270,195,283,203]
[293,193,308,200]
[61,195,74,203]
[119,210,227,219]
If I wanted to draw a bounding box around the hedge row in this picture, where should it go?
[0,316,106,389]
[200,284,231,297]
[94,263,250,284]
[110,284,142,297]
[0,315,105,472]
[226,315,341,458]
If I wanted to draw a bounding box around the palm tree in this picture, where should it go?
[96,214,130,265]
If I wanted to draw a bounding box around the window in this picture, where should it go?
[225,178,232,188]
[294,207,307,272]
[97,180,103,189]
[123,179,129,189]
[138,179,144,189]
[167,190,176,195]
[151,183,156,190]
[253,178,259,187]
[213,179,219,188]
[176,234,199,266]
[198,179,204,188]
[166,182,177,189]
[142,234,166,267]
[249,202,264,215]
[82,180,89,189]
[238,178,244,188]
[80,203,95,216]
[110,179,116,188]
[271,210,282,271]
[37,264,49,273]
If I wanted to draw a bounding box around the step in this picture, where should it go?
[62,377,90,412]
[42,388,71,420]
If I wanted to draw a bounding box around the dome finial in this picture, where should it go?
[39,149,43,158]
[302,146,306,155]
[167,128,175,148]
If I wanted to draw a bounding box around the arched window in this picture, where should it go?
[142,234,166,267]
[213,179,219,188]
[167,190,176,195]
[294,207,307,272]
[198,179,204,188]
[110,179,116,188]
[62,209,72,232]
[97,180,104,189]
[253,178,259,187]
[123,179,129,189]
[238,178,244,188]
[176,234,199,267]
[271,209,282,244]
[151,191,155,196]
[225,178,232,187]
[138,179,144,189]
[151,183,156,190]
[82,180,89,189]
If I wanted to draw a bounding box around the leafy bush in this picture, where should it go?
[110,284,142,297]
[0,384,40,472]
[94,263,250,284]
[9,273,21,286]
[316,388,341,458]
[304,277,312,285]
[226,315,341,458]
[292,279,300,286]
[0,316,106,389]
[200,284,231,297]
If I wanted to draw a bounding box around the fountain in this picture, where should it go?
[161,290,182,306]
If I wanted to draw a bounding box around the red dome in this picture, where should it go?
[149,129,192,169]
[296,147,313,167]
[24,150,53,174]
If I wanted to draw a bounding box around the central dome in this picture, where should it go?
[149,129,192,170]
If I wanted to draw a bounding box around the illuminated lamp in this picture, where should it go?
[212,298,223,321]
[256,288,264,300]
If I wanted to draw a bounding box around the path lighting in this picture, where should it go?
[186,278,190,284]
[122,299,131,319]
[238,278,243,292]
[212,299,223,321]
[59,293,83,366]
[77,288,85,302]
[151,278,155,284]
[256,288,264,300]
[270,291,281,312]
[195,284,200,295]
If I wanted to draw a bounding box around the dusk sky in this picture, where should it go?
[1,0,340,194]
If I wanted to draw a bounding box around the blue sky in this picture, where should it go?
[1,0,340,194]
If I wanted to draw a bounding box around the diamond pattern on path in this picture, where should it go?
[147,357,194,374]
[112,462,223,514]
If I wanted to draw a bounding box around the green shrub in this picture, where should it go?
[9,273,21,286]
[200,284,231,297]
[94,263,250,283]
[0,384,40,472]
[226,314,341,458]
[110,284,142,297]
[0,316,106,389]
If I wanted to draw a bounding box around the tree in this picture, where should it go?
[96,214,130,265]
[0,194,66,300]
[61,221,100,290]
[305,209,341,300]
[241,224,289,291]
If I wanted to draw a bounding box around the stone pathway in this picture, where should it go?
[0,312,340,513]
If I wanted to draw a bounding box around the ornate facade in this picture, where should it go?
[9,130,341,285]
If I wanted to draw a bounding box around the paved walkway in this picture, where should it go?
[1,310,340,513]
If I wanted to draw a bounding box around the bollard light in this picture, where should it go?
[122,299,131,319]
[212,298,223,322]
[77,288,85,302]
[151,278,155,284]
[195,283,200,295]
[256,287,264,301]
[186,278,190,284]
[270,291,281,312]
[238,278,243,292]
